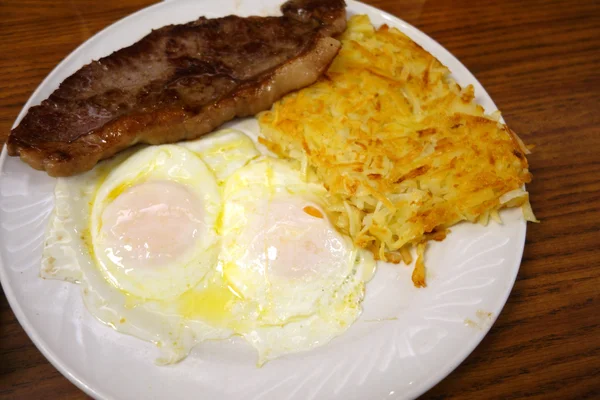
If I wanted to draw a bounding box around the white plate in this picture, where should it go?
[0,1,527,399]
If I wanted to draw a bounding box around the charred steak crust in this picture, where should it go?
[7,0,346,177]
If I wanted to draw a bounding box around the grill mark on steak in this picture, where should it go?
[7,0,346,176]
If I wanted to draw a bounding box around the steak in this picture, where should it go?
[7,0,346,177]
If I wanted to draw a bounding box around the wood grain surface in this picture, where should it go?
[1,0,599,399]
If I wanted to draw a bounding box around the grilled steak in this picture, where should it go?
[7,0,346,176]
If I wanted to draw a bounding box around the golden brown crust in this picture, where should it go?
[259,15,537,284]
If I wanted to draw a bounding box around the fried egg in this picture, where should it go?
[89,145,221,300]
[182,156,375,363]
[42,129,375,364]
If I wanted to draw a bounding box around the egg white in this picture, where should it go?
[180,128,260,183]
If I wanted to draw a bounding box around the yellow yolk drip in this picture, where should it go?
[178,279,239,325]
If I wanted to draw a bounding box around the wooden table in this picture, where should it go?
[1,0,598,398]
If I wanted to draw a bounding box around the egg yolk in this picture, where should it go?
[266,200,346,280]
[225,199,348,288]
[100,180,205,270]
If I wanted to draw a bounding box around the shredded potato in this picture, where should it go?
[258,15,537,286]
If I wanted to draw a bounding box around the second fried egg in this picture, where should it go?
[182,156,376,363]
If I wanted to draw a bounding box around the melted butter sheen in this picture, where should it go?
[177,278,243,327]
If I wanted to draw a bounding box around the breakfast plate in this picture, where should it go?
[0,0,527,399]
